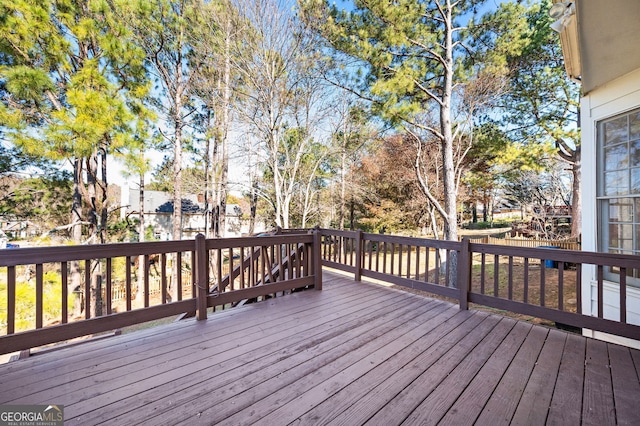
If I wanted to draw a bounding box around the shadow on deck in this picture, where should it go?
[1,270,639,425]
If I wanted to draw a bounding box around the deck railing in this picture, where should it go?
[319,228,640,341]
[2,227,639,355]
[0,231,321,355]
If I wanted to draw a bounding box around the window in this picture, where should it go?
[598,108,640,285]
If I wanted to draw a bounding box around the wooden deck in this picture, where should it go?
[1,270,639,425]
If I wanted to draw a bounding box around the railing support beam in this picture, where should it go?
[458,238,471,310]
[313,229,323,290]
[195,234,208,320]
[355,230,363,282]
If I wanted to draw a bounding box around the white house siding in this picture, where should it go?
[581,67,640,349]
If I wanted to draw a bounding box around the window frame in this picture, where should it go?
[597,108,640,286]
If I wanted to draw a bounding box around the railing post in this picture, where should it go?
[195,234,208,320]
[313,228,323,290]
[458,238,471,310]
[355,229,363,282]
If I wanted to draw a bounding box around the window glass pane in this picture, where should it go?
[604,170,628,195]
[609,223,620,247]
[610,198,633,222]
[632,168,640,193]
[609,224,633,248]
[632,140,640,167]
[605,115,628,145]
[630,110,640,141]
[605,143,629,170]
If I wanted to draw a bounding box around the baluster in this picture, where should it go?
[105,259,112,315]
[7,266,15,334]
[161,253,167,304]
[558,261,565,310]
[62,261,69,322]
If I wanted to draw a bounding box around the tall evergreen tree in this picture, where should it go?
[494,0,581,238]
[0,0,149,316]
[300,0,509,244]
[116,0,203,246]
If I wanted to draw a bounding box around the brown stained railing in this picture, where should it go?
[0,232,322,355]
[3,228,639,354]
[465,243,640,340]
[201,233,317,311]
[319,228,640,341]
[320,229,460,300]
[0,240,196,354]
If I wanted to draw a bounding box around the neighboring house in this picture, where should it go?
[554,0,640,347]
[122,187,261,239]
[0,217,39,239]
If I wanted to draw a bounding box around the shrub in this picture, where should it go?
[0,275,75,334]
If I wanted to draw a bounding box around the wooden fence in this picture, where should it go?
[468,235,580,250]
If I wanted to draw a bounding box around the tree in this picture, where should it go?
[0,175,73,232]
[302,0,493,244]
[189,0,244,238]
[234,0,332,228]
[0,0,149,316]
[355,134,430,233]
[1,0,147,242]
[330,100,374,230]
[462,124,511,222]
[117,0,204,244]
[495,0,581,238]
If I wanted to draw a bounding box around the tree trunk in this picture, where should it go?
[440,4,458,286]
[99,144,108,245]
[349,197,355,230]
[70,158,84,319]
[340,149,346,230]
[87,151,102,316]
[171,94,183,302]
[136,172,145,307]
[217,16,233,238]
[571,146,581,240]
[87,152,99,244]
[249,176,258,234]
[204,111,212,238]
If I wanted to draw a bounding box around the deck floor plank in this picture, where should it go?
[362,314,502,426]
[209,301,456,426]
[326,311,490,426]
[400,317,518,425]
[510,328,567,426]
[546,332,587,425]
[582,338,616,425]
[5,283,391,406]
[630,346,640,380]
[1,270,639,426]
[68,285,419,423]
[97,295,444,425]
[0,283,364,395]
[608,343,640,425]
[292,310,488,425]
[474,324,549,425]
[437,320,533,425]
